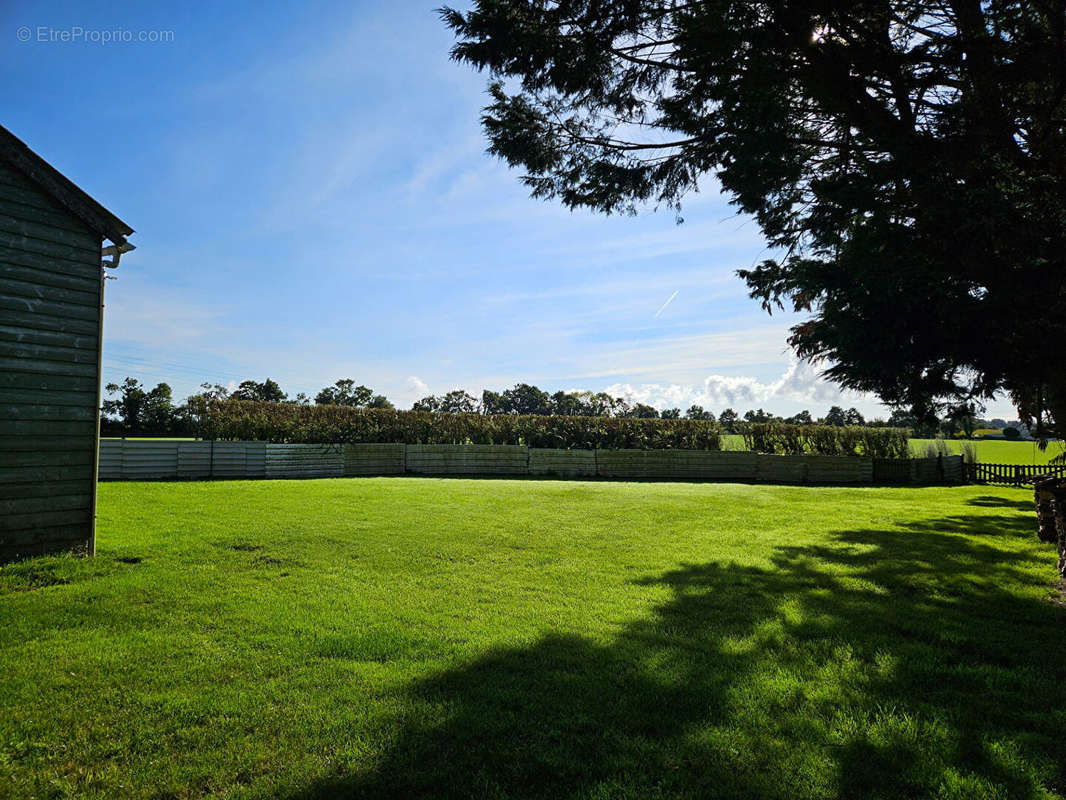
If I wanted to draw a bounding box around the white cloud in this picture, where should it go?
[567,324,796,382]
[406,375,429,396]
[603,359,881,414]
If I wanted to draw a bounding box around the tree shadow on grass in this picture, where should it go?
[966,494,1036,513]
[291,513,1065,800]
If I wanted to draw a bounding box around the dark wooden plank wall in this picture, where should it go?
[0,160,101,561]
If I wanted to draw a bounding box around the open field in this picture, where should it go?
[910,438,1063,465]
[719,433,1063,465]
[2,478,1064,799]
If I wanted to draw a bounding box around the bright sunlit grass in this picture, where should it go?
[1,478,1063,799]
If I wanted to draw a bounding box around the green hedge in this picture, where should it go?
[742,423,910,459]
[197,402,907,456]
[198,401,723,450]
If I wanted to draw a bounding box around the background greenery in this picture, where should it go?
[909,439,1063,466]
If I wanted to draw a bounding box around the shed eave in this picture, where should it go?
[0,123,134,244]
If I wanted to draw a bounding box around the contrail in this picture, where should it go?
[654,290,679,318]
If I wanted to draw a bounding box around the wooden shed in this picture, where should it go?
[0,125,134,562]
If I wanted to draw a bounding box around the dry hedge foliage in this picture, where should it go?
[198,401,723,450]
[197,401,910,457]
[743,423,910,459]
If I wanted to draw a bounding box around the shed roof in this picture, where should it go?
[0,124,134,245]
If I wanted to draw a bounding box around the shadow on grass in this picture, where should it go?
[967,494,1036,512]
[292,512,1064,800]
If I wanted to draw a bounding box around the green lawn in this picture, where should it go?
[910,438,1063,465]
[719,433,1063,464]
[1,478,1064,799]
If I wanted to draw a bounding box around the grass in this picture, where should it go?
[1,478,1064,799]
[719,433,1062,464]
[910,438,1063,465]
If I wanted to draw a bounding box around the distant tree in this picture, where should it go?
[1003,426,1021,440]
[625,403,659,419]
[102,377,174,435]
[102,377,147,434]
[437,389,477,414]
[823,406,847,427]
[583,392,619,417]
[196,382,230,402]
[718,409,739,434]
[552,394,602,417]
[588,392,625,417]
[951,404,979,439]
[744,409,775,424]
[291,393,311,406]
[887,409,917,430]
[315,379,372,407]
[141,383,175,433]
[481,390,507,415]
[915,417,942,438]
[550,391,575,416]
[989,418,1009,430]
[787,410,813,425]
[685,405,715,422]
[367,394,394,409]
[412,395,441,412]
[234,378,287,403]
[174,383,229,435]
[660,408,681,419]
[262,379,286,403]
[502,383,552,415]
[844,408,866,426]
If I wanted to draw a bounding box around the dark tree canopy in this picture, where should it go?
[233,378,287,404]
[103,378,174,435]
[315,379,393,409]
[442,0,1066,436]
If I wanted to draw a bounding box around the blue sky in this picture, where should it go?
[3,0,1016,418]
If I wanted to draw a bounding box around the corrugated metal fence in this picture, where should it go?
[98,440,964,485]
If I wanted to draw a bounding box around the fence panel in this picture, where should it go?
[406,444,528,475]
[529,448,597,477]
[211,441,265,479]
[177,442,212,479]
[265,444,344,479]
[808,455,874,483]
[119,440,179,480]
[753,455,807,483]
[96,441,970,487]
[873,458,911,484]
[942,455,964,483]
[873,455,963,485]
[596,450,759,480]
[753,454,873,484]
[343,443,406,476]
[98,439,123,480]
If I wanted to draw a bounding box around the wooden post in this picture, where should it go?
[87,242,106,558]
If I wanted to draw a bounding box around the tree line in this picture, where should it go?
[100,377,393,436]
[100,376,1023,438]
